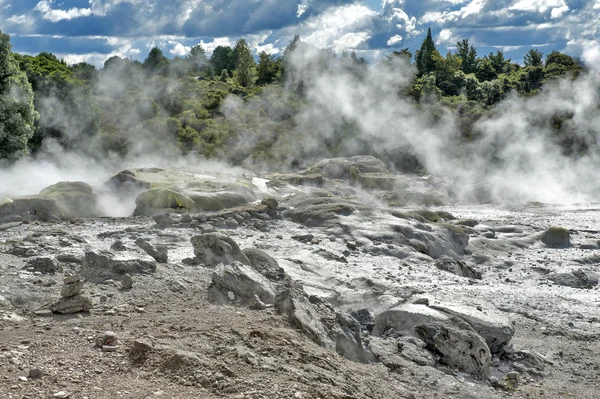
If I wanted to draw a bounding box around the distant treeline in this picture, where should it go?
[0,28,585,169]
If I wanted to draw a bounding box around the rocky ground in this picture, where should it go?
[0,156,599,398]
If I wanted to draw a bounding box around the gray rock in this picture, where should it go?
[190,233,250,267]
[430,304,515,354]
[540,227,570,248]
[287,203,356,227]
[547,269,599,289]
[135,238,168,263]
[209,261,276,305]
[81,251,157,283]
[435,257,482,279]
[242,248,289,283]
[261,198,279,210]
[275,285,367,363]
[26,257,61,274]
[60,275,84,297]
[153,213,174,226]
[373,304,449,337]
[306,155,389,179]
[51,294,93,314]
[369,336,435,369]
[39,181,100,219]
[415,317,491,378]
[350,308,375,333]
[121,273,133,289]
[0,196,66,221]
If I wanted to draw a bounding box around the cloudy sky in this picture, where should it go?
[1,0,598,67]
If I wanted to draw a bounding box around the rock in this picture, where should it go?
[56,254,83,264]
[227,291,235,301]
[28,368,42,379]
[506,371,520,385]
[287,203,356,227]
[455,219,479,227]
[372,304,449,337]
[0,221,22,231]
[0,196,65,221]
[81,250,157,283]
[96,331,119,347]
[39,181,100,219]
[547,270,599,289]
[292,234,315,243]
[51,294,93,314]
[26,257,61,274]
[350,308,375,333]
[135,238,168,263]
[241,248,288,283]
[540,227,570,248]
[369,336,435,369]
[180,214,192,223]
[306,155,389,179]
[111,240,128,251]
[275,285,367,363]
[121,273,133,289]
[209,261,276,305]
[135,188,195,216]
[430,304,515,354]
[249,294,267,310]
[130,338,154,362]
[435,257,482,279]
[53,391,72,398]
[153,213,174,226]
[190,233,250,267]
[415,317,491,378]
[60,275,84,297]
[261,198,279,210]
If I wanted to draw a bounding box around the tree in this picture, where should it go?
[69,62,98,86]
[143,47,169,75]
[0,31,37,161]
[456,39,478,74]
[187,44,208,74]
[488,51,511,75]
[233,39,256,88]
[256,51,279,85]
[415,28,441,76]
[210,46,235,77]
[385,48,413,64]
[524,49,543,67]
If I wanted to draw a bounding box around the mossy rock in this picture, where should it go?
[409,210,440,223]
[39,181,99,219]
[541,227,570,248]
[0,198,13,207]
[134,188,195,216]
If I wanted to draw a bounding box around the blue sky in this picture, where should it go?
[1,0,598,67]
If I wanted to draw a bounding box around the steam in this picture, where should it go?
[2,40,600,214]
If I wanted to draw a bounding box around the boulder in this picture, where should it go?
[26,257,61,274]
[0,196,65,221]
[81,250,157,283]
[547,270,598,289]
[134,188,195,216]
[241,248,289,283]
[435,257,482,279]
[430,304,515,353]
[306,156,389,180]
[51,294,93,314]
[369,336,435,369]
[60,275,84,298]
[415,317,491,379]
[135,238,168,263]
[276,285,367,363]
[540,227,570,248]
[372,303,448,337]
[209,261,276,305]
[287,203,356,227]
[190,233,250,267]
[39,181,100,219]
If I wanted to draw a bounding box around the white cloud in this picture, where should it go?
[436,28,454,45]
[7,14,32,24]
[509,0,566,13]
[550,5,569,18]
[387,34,403,46]
[35,0,92,22]
[255,42,281,55]
[422,0,485,24]
[169,41,191,56]
[197,37,235,55]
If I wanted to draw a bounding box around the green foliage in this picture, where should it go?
[0,31,37,162]
[456,39,478,74]
[415,28,440,76]
[256,52,280,85]
[233,39,257,88]
[211,46,235,77]
[143,47,169,75]
[524,49,544,67]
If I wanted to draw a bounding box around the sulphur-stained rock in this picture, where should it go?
[306,155,389,179]
[415,317,492,379]
[0,196,65,221]
[190,233,250,267]
[39,181,100,219]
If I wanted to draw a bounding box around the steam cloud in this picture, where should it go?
[1,41,600,213]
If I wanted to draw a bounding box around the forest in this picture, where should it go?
[0,28,586,172]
